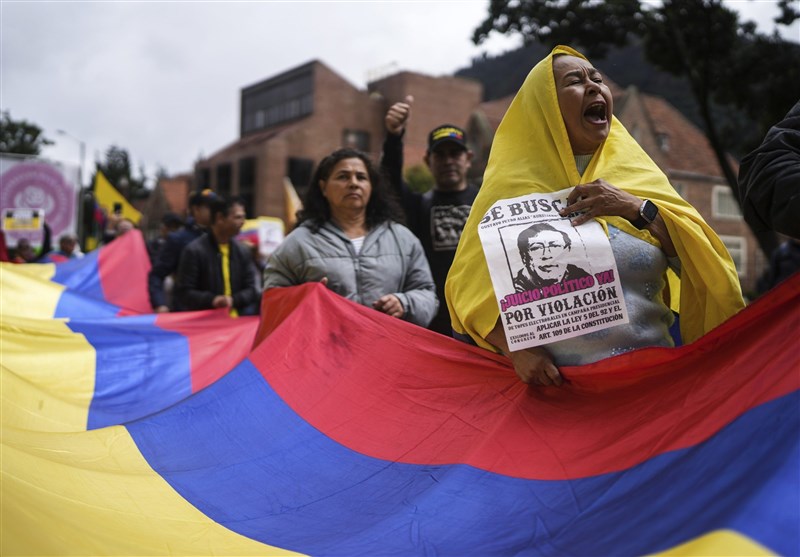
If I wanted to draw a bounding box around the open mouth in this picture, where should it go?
[584,102,608,124]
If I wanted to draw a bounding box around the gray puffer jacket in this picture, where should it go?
[263,220,438,327]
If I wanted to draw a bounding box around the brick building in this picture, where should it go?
[618,88,768,296]
[158,58,764,294]
[192,60,481,223]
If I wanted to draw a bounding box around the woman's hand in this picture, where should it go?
[508,346,563,386]
[560,178,640,226]
[485,319,564,386]
[560,178,677,257]
[373,294,405,318]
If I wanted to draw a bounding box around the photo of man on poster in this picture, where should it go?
[512,221,591,292]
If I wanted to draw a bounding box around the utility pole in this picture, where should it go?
[56,129,87,249]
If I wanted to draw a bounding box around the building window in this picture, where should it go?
[720,235,747,278]
[656,132,670,151]
[712,185,742,220]
[241,66,314,135]
[216,163,232,198]
[196,168,211,190]
[238,157,257,216]
[342,129,370,151]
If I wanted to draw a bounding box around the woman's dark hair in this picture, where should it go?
[296,148,402,232]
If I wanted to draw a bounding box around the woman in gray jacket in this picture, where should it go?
[263,148,438,328]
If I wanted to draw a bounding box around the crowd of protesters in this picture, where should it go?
[3,52,797,385]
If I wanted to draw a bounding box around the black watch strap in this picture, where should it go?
[632,199,658,229]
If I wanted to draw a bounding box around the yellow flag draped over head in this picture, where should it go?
[446,45,743,350]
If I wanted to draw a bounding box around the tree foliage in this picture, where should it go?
[404,164,434,194]
[0,110,53,155]
[472,0,800,255]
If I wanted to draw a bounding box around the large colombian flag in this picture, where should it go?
[1,230,798,555]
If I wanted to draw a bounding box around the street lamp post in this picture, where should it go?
[56,129,88,249]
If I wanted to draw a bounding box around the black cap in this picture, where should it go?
[427,124,468,153]
[161,212,184,227]
[188,189,218,207]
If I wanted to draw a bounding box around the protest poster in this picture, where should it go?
[238,217,285,258]
[478,187,628,351]
[2,208,45,248]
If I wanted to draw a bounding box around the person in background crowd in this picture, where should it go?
[51,233,84,261]
[147,212,184,264]
[446,45,744,387]
[0,230,9,262]
[263,148,438,327]
[148,189,217,312]
[240,235,267,291]
[757,238,800,294]
[115,218,135,237]
[10,238,37,263]
[175,196,259,316]
[34,222,53,262]
[737,99,800,240]
[102,213,136,244]
[381,96,479,335]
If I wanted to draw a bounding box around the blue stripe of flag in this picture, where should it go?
[68,315,193,429]
[128,360,799,556]
[52,252,121,319]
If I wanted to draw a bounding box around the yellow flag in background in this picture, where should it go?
[283,177,303,229]
[94,171,142,225]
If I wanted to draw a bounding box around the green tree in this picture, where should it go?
[0,110,53,155]
[473,0,800,256]
[404,164,434,193]
[155,165,169,184]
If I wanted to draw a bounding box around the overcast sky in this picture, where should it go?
[2,0,798,185]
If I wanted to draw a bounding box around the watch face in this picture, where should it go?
[642,200,658,223]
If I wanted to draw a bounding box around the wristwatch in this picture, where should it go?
[632,199,658,229]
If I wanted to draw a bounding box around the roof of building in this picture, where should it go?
[203,123,297,163]
[472,78,734,181]
[639,94,738,177]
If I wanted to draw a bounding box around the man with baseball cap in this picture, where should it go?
[382,96,479,335]
[148,188,218,312]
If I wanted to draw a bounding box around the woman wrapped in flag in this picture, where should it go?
[446,45,744,386]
